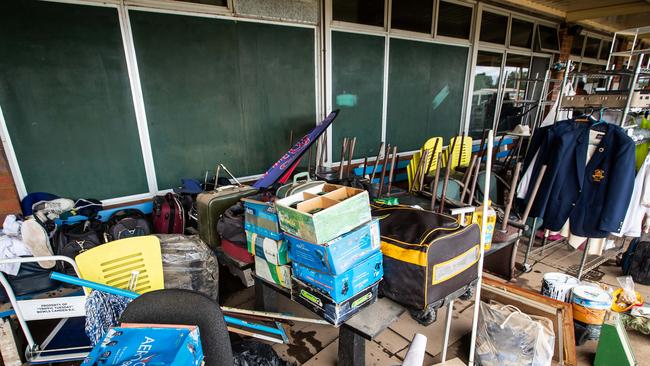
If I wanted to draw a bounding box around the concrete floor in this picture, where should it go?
[223,237,650,365]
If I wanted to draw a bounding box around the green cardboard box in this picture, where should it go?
[275,183,371,244]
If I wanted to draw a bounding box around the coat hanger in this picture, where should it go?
[591,108,607,127]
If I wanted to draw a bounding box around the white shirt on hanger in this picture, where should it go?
[615,153,650,237]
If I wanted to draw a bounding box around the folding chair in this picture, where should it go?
[0,256,91,364]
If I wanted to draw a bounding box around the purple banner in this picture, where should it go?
[253,110,339,189]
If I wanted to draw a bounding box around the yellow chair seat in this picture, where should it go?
[75,235,164,294]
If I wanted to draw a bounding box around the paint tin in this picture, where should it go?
[541,272,579,302]
[571,285,612,325]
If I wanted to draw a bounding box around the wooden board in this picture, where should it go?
[481,277,577,366]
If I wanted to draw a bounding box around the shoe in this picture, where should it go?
[21,219,55,268]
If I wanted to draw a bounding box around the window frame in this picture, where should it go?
[508,15,535,51]
[536,23,561,54]
[434,0,475,42]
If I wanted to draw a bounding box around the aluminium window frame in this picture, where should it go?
[324,0,475,164]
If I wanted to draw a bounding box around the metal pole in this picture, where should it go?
[468,130,494,366]
[576,241,591,280]
[622,54,644,126]
[441,299,454,363]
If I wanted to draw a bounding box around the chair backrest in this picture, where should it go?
[407,137,443,187]
[443,135,473,170]
[119,289,233,366]
[75,235,164,294]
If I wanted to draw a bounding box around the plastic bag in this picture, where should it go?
[615,276,638,309]
[157,234,219,301]
[477,301,555,366]
[232,340,294,366]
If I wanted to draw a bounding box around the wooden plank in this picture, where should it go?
[0,318,21,366]
[481,277,577,366]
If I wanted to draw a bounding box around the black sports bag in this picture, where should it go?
[106,209,151,241]
[372,205,481,312]
[55,219,104,273]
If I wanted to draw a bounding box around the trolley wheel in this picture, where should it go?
[522,263,533,273]
[459,287,474,301]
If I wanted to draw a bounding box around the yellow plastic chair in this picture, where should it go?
[407,137,443,187]
[442,135,472,171]
[75,236,164,295]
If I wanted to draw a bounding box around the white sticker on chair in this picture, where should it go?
[17,296,86,321]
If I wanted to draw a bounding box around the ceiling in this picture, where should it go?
[497,0,650,37]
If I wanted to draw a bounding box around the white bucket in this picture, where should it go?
[541,272,579,302]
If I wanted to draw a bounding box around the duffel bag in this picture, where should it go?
[372,205,481,312]
[106,209,151,241]
[55,219,104,273]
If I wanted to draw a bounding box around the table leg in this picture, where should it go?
[338,326,365,366]
[254,278,278,312]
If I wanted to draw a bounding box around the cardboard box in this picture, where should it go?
[276,183,371,244]
[82,324,203,365]
[287,219,380,274]
[291,277,379,326]
[255,256,292,289]
[246,230,289,266]
[292,250,383,303]
[242,196,282,240]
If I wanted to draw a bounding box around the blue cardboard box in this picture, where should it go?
[292,250,383,303]
[291,277,379,326]
[242,197,282,240]
[287,220,380,275]
[82,324,203,365]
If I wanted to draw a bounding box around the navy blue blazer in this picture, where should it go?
[521,120,580,219]
[542,121,635,237]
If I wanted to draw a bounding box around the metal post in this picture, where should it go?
[622,54,644,126]
[441,299,454,363]
[468,130,494,366]
[576,241,591,280]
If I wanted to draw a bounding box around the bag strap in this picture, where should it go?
[292,172,311,185]
[498,304,532,328]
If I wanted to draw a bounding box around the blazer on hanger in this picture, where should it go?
[543,122,636,238]
[520,119,581,219]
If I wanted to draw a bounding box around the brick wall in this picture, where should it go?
[549,25,573,101]
[0,144,21,222]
